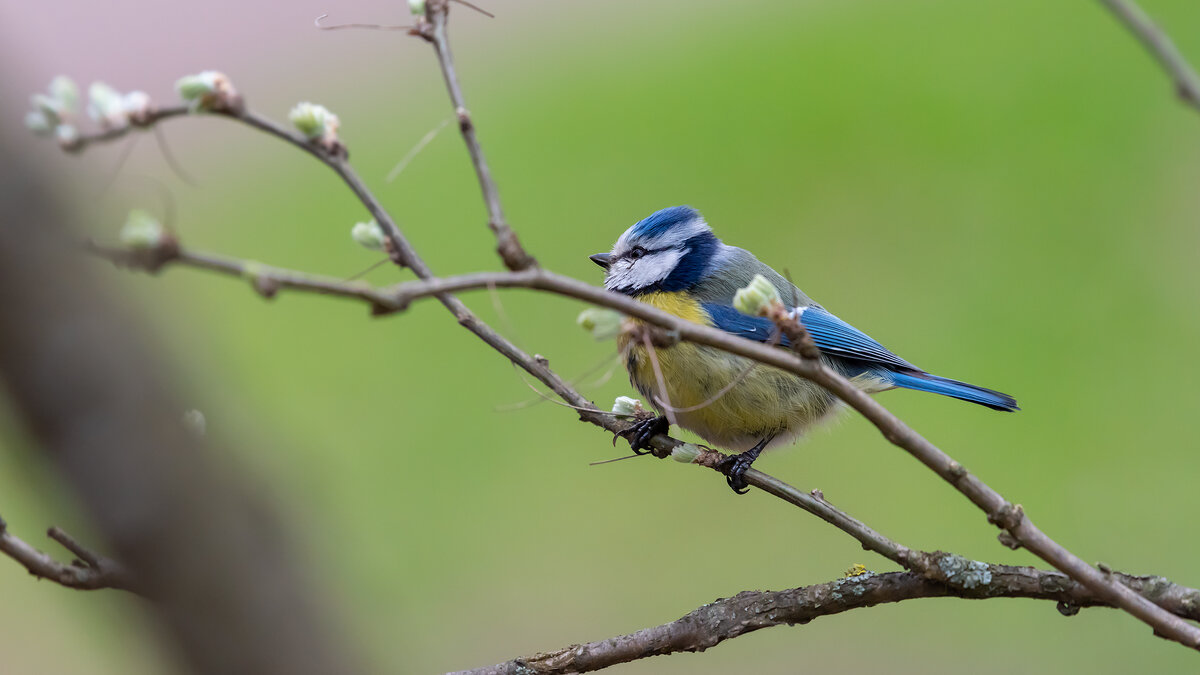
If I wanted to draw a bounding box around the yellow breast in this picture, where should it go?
[619,291,838,450]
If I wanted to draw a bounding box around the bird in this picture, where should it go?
[589,205,1018,493]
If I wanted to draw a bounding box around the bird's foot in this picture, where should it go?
[716,437,772,494]
[622,415,669,455]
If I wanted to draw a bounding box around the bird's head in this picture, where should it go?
[590,206,720,296]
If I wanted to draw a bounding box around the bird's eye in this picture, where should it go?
[628,246,647,260]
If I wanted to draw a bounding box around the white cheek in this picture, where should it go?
[605,250,684,291]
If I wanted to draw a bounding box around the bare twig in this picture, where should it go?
[454,561,1200,675]
[0,516,138,593]
[85,240,399,309]
[1097,0,1200,111]
[416,0,536,271]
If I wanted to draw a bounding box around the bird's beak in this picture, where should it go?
[589,253,611,269]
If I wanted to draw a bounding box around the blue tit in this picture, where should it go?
[590,206,1018,492]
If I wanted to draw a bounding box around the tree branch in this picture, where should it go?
[44,54,1200,655]
[416,0,536,271]
[455,561,1200,675]
[1097,0,1200,112]
[0,516,138,593]
[76,164,1200,648]
[85,240,398,308]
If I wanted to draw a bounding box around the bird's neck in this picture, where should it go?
[632,292,708,324]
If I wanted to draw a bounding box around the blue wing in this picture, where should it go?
[702,302,1020,411]
[703,303,918,371]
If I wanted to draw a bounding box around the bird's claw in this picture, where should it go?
[717,438,771,495]
[623,415,669,455]
[718,453,755,494]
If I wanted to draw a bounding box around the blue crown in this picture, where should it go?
[630,205,702,239]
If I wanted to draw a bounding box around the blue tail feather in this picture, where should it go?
[887,371,1019,412]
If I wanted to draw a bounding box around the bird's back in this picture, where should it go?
[693,245,820,310]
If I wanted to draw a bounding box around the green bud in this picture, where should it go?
[119,209,166,249]
[733,274,782,316]
[671,443,703,464]
[288,101,338,140]
[87,82,125,126]
[49,76,79,113]
[351,219,386,251]
[408,0,426,14]
[576,307,623,340]
[25,111,53,136]
[175,74,212,101]
[176,71,232,110]
[611,396,642,417]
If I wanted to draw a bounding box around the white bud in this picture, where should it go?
[671,443,703,464]
[30,93,63,126]
[122,90,152,121]
[87,82,126,126]
[181,409,206,438]
[25,111,53,136]
[611,396,641,417]
[408,0,426,14]
[49,76,79,113]
[351,219,386,251]
[55,124,80,147]
[288,101,339,141]
[119,209,166,249]
[576,307,623,340]
[733,274,782,316]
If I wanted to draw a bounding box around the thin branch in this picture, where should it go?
[377,268,1200,649]
[1097,0,1200,111]
[454,561,1200,675]
[416,0,536,271]
[0,516,138,593]
[85,240,399,309]
[57,98,1200,650]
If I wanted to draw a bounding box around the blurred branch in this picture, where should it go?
[1098,0,1200,111]
[0,516,138,593]
[455,562,1200,675]
[415,0,536,271]
[0,135,356,674]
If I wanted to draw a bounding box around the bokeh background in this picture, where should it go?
[2,0,1200,672]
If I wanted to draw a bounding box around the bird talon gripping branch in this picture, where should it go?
[623,415,669,455]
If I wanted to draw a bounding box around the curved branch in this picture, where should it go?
[454,561,1200,675]
[379,268,1200,648]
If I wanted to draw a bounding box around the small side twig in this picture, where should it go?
[1097,0,1200,111]
[416,0,536,271]
[0,516,138,593]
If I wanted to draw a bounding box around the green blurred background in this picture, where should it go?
[2,0,1200,672]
